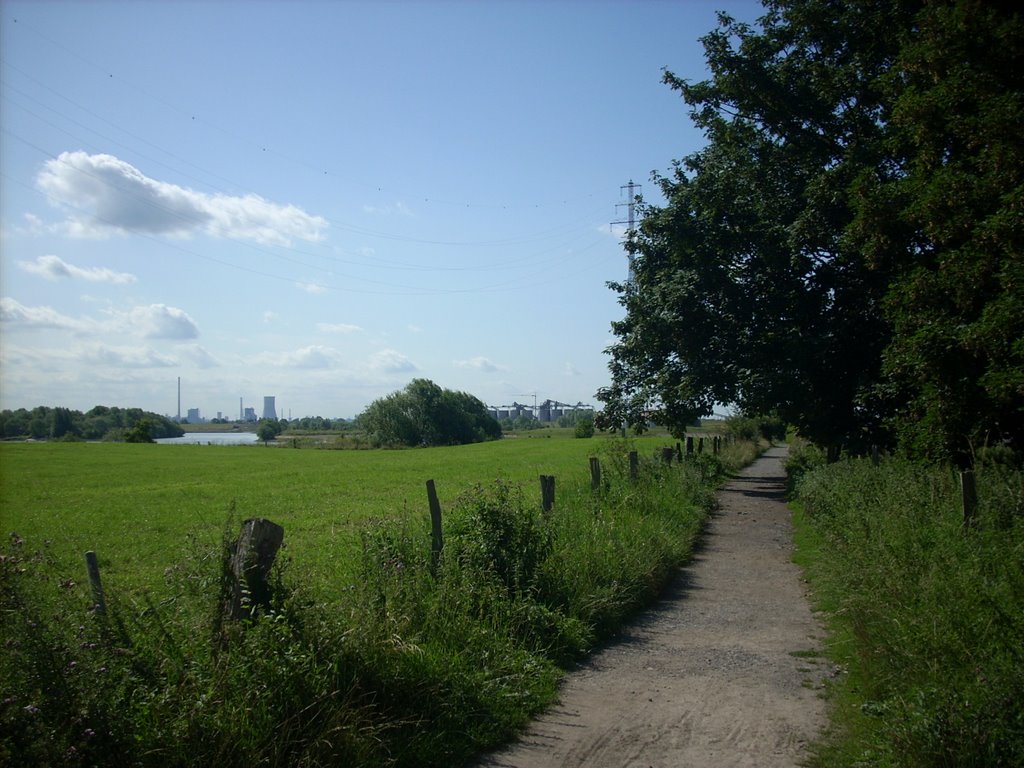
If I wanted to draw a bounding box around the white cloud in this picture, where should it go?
[297,281,327,295]
[17,213,46,236]
[37,151,327,245]
[252,345,342,369]
[0,297,92,332]
[177,344,219,369]
[369,348,416,374]
[82,344,178,368]
[2,298,199,340]
[118,304,199,340]
[287,345,343,369]
[18,254,137,285]
[454,356,505,373]
[263,310,278,323]
[362,201,414,217]
[564,361,582,376]
[317,322,362,334]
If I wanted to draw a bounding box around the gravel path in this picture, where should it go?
[474,445,829,768]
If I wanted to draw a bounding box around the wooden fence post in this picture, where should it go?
[541,475,556,513]
[226,518,284,621]
[629,450,638,482]
[676,442,683,461]
[589,457,601,491]
[426,480,444,571]
[686,436,694,454]
[871,445,880,466]
[713,436,720,455]
[960,471,978,529]
[661,446,675,464]
[698,437,705,453]
[84,550,106,615]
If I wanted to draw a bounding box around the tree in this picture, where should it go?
[855,2,1024,462]
[124,419,155,443]
[257,419,281,445]
[598,0,1023,462]
[50,407,78,439]
[358,379,501,447]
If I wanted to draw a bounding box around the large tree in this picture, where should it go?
[358,379,501,448]
[599,0,1023,462]
[859,2,1024,461]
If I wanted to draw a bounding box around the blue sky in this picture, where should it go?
[1,0,762,420]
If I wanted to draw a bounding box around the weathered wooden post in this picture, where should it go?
[426,480,444,572]
[960,471,978,529]
[661,446,675,464]
[541,475,556,513]
[629,450,639,482]
[698,437,705,453]
[676,442,683,461]
[589,457,602,491]
[712,436,720,455]
[686,436,694,454]
[84,551,106,615]
[227,518,284,620]
[871,445,880,466]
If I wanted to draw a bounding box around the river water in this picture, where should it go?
[155,431,260,445]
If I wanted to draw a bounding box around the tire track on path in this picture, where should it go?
[473,445,829,768]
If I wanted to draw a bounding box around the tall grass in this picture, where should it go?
[788,444,1024,767]
[2,437,758,767]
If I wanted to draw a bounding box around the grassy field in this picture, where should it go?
[0,434,690,600]
[2,432,753,767]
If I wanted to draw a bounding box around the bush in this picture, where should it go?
[574,418,595,438]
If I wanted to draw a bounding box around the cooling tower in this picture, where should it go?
[262,396,277,420]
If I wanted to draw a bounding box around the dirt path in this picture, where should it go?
[474,445,829,768]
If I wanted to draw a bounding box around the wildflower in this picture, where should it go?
[23,704,40,715]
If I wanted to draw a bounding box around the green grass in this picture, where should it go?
[0,436,676,598]
[788,445,1024,767]
[1,434,756,767]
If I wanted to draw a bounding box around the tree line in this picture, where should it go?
[0,405,184,441]
[597,0,1022,465]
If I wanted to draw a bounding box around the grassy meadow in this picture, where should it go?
[1,434,663,598]
[2,432,755,767]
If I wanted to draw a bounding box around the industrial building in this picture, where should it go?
[488,399,594,423]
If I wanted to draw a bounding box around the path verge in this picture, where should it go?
[474,445,829,768]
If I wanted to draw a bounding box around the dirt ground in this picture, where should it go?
[473,445,830,768]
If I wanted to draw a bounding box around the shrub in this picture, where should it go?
[574,417,595,438]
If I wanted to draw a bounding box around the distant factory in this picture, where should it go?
[488,399,594,423]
